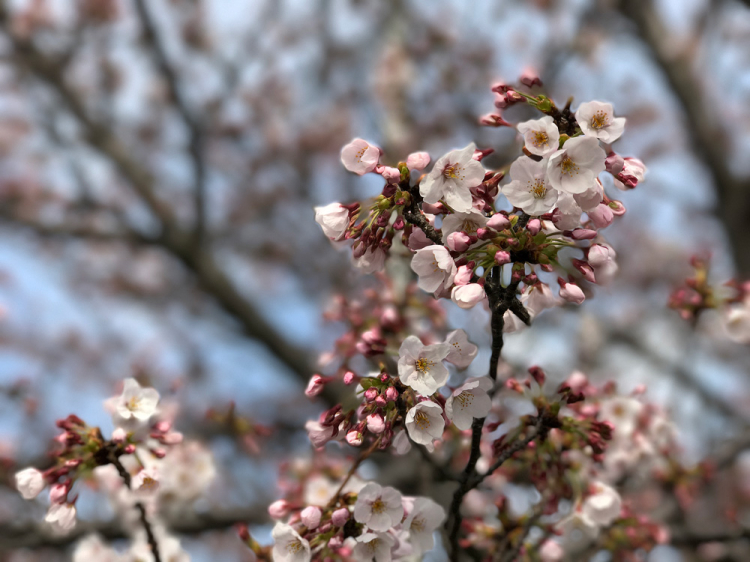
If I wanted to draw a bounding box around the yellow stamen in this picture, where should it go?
[590,110,609,129]
[532,130,549,147]
[527,179,547,199]
[414,410,431,430]
[560,156,579,177]
[415,358,435,374]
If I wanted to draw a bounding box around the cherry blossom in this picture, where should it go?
[114,378,159,422]
[419,143,485,212]
[576,101,626,143]
[272,523,312,562]
[582,481,622,526]
[45,503,77,533]
[547,136,606,194]
[354,246,387,274]
[15,467,45,500]
[305,420,336,448]
[723,298,750,344]
[132,466,160,495]
[314,203,350,241]
[440,210,488,242]
[403,497,446,554]
[517,115,560,156]
[353,483,404,531]
[405,402,445,450]
[397,335,450,395]
[451,283,486,309]
[614,157,647,190]
[445,377,493,430]
[352,532,396,562]
[444,329,478,369]
[406,151,430,171]
[588,243,619,284]
[341,138,380,175]
[72,535,120,562]
[410,245,456,294]
[502,156,558,215]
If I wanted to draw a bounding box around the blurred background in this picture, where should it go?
[0,0,748,560]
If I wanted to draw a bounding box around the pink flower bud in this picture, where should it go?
[454,265,473,286]
[385,386,398,402]
[343,371,356,385]
[588,204,614,229]
[421,202,444,215]
[378,165,401,183]
[301,506,322,529]
[487,214,510,231]
[268,500,290,519]
[446,231,471,252]
[572,259,596,283]
[479,113,512,127]
[374,395,387,407]
[605,152,624,175]
[495,251,511,265]
[332,508,350,527]
[366,413,385,434]
[406,151,430,171]
[305,374,327,397]
[608,200,626,216]
[346,430,363,447]
[124,444,136,454]
[559,281,585,305]
[520,69,542,88]
[472,147,494,161]
[526,219,541,235]
[568,229,598,240]
[49,483,68,504]
[364,388,378,402]
[328,536,344,548]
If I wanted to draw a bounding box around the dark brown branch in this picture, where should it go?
[617,0,750,276]
[0,4,321,400]
[106,452,161,562]
[133,0,208,245]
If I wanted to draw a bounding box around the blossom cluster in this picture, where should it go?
[669,255,750,344]
[13,378,216,561]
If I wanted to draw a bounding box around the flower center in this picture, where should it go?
[411,517,425,532]
[287,539,304,554]
[366,539,380,553]
[590,111,609,129]
[527,179,547,199]
[415,357,435,375]
[414,410,431,430]
[531,130,549,147]
[371,498,386,514]
[456,391,474,408]
[141,476,158,491]
[126,397,141,411]
[443,163,464,180]
[560,156,579,177]
[355,144,369,163]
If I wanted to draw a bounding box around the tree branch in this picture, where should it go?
[0,3,321,400]
[133,0,208,245]
[617,0,750,276]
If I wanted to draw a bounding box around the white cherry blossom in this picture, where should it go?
[354,247,386,274]
[724,298,750,344]
[557,511,598,552]
[403,497,446,555]
[397,336,450,396]
[405,402,445,450]
[502,156,558,215]
[314,203,349,240]
[547,136,606,195]
[73,534,121,562]
[15,467,45,500]
[341,138,380,175]
[576,101,626,143]
[272,523,311,562]
[45,503,77,533]
[440,210,488,242]
[445,377,493,430]
[451,283,486,309]
[444,329,478,369]
[582,481,622,526]
[420,143,485,213]
[599,396,643,441]
[353,483,404,531]
[614,157,647,190]
[517,115,560,157]
[352,532,396,562]
[588,244,618,284]
[115,378,159,422]
[410,245,456,294]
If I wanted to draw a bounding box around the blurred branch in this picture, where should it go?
[0,2,323,401]
[133,0,207,245]
[617,0,750,276]
[0,506,266,552]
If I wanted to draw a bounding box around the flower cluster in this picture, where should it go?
[13,378,214,561]
[669,255,750,343]
[266,480,446,562]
